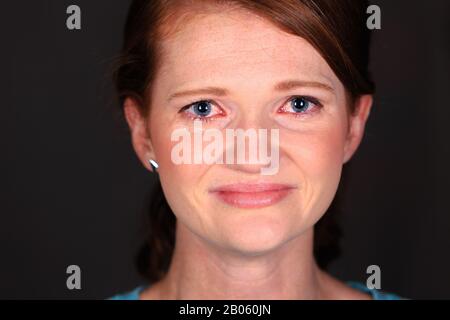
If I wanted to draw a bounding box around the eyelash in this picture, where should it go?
[178,99,219,123]
[178,95,323,122]
[278,95,323,118]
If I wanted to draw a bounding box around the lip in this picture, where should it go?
[209,183,296,209]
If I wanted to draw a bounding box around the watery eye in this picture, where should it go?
[290,97,314,113]
[192,101,212,116]
[278,96,321,116]
[181,99,225,121]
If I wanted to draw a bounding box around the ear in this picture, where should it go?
[343,94,373,164]
[123,97,157,172]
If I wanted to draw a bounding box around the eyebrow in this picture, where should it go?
[167,79,334,102]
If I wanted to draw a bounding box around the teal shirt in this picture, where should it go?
[108,281,404,300]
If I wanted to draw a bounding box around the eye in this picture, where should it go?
[278,96,322,116]
[179,99,225,121]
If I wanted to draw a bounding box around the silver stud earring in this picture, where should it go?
[149,159,159,172]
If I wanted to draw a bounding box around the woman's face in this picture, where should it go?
[126,9,372,255]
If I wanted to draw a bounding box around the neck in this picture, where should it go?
[154,222,328,300]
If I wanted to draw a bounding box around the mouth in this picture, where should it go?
[209,183,296,209]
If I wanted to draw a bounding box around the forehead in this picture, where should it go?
[156,9,342,96]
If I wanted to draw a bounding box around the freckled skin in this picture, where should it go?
[124,8,373,300]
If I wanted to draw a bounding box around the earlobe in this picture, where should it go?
[343,94,373,164]
[123,97,157,171]
[148,159,159,173]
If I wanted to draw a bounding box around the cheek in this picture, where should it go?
[149,119,210,219]
[299,129,345,178]
[283,118,347,211]
[287,109,348,178]
[150,123,207,184]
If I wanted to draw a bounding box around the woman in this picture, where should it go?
[109,0,402,300]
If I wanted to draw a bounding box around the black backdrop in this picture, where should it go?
[1,0,449,299]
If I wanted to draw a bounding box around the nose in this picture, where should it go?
[221,113,280,175]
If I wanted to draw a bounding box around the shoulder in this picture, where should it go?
[107,285,146,300]
[346,281,406,300]
[318,271,405,300]
[106,281,405,300]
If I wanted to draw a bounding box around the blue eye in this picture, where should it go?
[192,101,212,116]
[290,97,314,113]
[279,96,322,116]
[180,99,224,122]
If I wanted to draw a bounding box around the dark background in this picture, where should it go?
[1,0,449,299]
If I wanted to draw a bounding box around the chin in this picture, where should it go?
[217,212,294,256]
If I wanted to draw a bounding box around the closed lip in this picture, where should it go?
[209,183,296,193]
[209,183,296,209]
